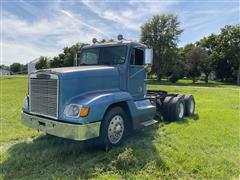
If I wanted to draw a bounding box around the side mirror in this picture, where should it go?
[144,48,153,65]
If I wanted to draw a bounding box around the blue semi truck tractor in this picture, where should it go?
[22,35,195,147]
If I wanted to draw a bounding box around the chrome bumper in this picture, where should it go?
[21,112,101,141]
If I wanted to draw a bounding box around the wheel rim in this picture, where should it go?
[178,102,184,119]
[189,100,194,114]
[108,115,124,144]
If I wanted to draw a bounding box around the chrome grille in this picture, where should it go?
[30,75,58,119]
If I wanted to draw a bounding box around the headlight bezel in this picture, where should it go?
[64,104,90,118]
[64,104,82,118]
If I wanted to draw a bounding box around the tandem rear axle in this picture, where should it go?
[147,90,195,122]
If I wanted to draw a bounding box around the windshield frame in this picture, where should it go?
[78,44,128,66]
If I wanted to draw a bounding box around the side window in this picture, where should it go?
[130,48,144,65]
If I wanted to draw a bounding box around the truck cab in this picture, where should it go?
[22,37,195,147]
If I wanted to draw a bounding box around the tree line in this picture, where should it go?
[141,15,239,84]
[7,14,239,84]
[5,63,27,74]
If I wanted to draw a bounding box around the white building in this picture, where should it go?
[0,68,10,76]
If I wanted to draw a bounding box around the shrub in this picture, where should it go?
[168,73,180,83]
[111,148,137,170]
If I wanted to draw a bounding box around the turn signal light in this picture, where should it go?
[80,107,90,117]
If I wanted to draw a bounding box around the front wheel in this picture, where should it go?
[100,106,126,147]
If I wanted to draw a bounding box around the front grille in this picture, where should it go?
[30,75,58,119]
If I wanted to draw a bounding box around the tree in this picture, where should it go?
[61,43,86,67]
[141,14,183,80]
[217,25,240,84]
[35,56,48,70]
[168,48,186,82]
[176,44,195,78]
[49,56,63,68]
[197,34,218,83]
[20,64,28,74]
[10,63,21,73]
[197,25,240,84]
[185,47,208,83]
[47,42,87,68]
[199,54,212,83]
[100,39,106,43]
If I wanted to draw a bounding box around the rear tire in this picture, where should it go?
[100,106,127,148]
[161,96,174,121]
[169,96,185,121]
[184,95,195,116]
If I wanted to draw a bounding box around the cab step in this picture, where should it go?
[140,119,158,128]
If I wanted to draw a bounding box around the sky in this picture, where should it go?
[1,0,239,65]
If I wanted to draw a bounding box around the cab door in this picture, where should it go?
[128,47,146,100]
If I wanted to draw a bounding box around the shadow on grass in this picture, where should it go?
[1,125,169,179]
[175,114,199,124]
[190,114,199,121]
[159,113,199,126]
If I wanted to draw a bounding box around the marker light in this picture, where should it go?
[80,107,90,117]
[117,34,123,41]
[92,38,97,44]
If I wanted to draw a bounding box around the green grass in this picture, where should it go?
[0,76,39,143]
[1,76,240,179]
[147,78,240,88]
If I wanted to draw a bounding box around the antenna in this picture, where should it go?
[74,53,78,66]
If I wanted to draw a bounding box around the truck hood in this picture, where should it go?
[35,65,118,80]
[49,65,115,74]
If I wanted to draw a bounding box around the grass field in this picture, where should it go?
[147,78,240,88]
[0,76,240,179]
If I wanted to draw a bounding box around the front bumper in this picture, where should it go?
[21,112,101,141]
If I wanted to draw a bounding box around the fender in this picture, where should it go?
[60,90,133,124]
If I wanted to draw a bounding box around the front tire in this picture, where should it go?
[100,106,126,147]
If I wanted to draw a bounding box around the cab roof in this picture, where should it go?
[82,41,147,49]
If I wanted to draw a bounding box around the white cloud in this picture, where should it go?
[60,9,111,38]
[2,0,178,65]
[18,0,40,16]
[2,3,111,65]
[60,9,74,18]
[2,42,59,65]
[2,0,238,65]
[81,0,178,31]
[81,1,140,30]
[180,7,239,32]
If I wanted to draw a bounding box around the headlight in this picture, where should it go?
[22,96,29,112]
[64,104,90,118]
[64,104,81,118]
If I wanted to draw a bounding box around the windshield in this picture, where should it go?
[79,46,127,65]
